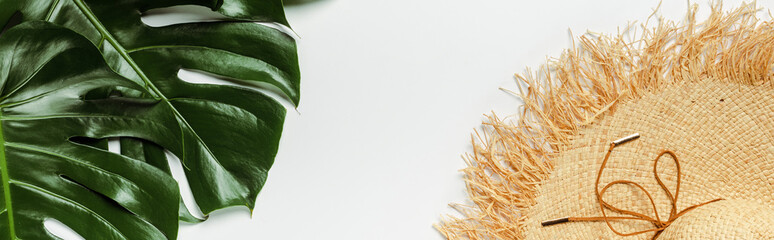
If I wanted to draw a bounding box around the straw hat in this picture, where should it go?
[438,3,774,239]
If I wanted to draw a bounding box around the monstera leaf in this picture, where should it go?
[0,0,299,223]
[0,22,187,239]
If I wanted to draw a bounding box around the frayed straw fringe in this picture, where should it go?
[436,2,774,239]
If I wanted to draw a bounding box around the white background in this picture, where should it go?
[47,0,774,239]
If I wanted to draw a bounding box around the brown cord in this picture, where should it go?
[542,138,723,239]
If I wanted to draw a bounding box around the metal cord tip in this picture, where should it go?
[612,133,640,146]
[541,217,569,227]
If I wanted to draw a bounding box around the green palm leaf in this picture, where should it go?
[0,0,299,225]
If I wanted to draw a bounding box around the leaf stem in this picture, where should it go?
[0,111,16,239]
[44,0,63,21]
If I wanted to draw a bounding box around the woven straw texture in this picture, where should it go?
[658,199,774,239]
[524,80,774,239]
[438,2,774,239]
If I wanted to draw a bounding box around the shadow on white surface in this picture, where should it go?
[285,0,328,7]
[177,69,297,110]
[140,5,296,38]
[44,219,83,240]
[199,205,252,221]
[164,150,206,220]
[141,5,228,27]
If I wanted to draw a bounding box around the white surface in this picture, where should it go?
[52,0,774,239]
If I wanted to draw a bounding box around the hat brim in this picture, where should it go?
[438,3,774,239]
